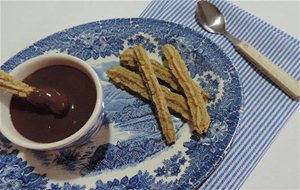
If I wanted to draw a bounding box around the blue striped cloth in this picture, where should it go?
[140,0,300,189]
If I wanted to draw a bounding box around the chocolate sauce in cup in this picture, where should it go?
[0,54,103,150]
[10,65,96,143]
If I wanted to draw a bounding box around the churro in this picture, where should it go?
[163,44,210,134]
[134,45,176,144]
[106,66,190,120]
[0,69,33,97]
[120,48,209,101]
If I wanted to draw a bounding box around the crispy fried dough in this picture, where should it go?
[0,69,33,97]
[163,44,210,134]
[134,45,176,144]
[120,48,209,101]
[106,66,190,120]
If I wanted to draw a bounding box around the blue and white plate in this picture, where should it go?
[0,18,243,190]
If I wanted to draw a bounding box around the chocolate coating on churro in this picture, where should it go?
[27,88,70,115]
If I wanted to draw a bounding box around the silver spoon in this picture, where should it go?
[196,1,300,100]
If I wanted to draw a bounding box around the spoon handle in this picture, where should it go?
[235,41,300,100]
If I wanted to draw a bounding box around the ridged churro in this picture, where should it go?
[0,69,33,97]
[134,45,176,144]
[163,44,210,134]
[106,66,190,120]
[120,48,209,102]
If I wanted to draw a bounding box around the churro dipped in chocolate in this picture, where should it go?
[0,69,69,115]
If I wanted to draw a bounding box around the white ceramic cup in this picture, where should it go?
[0,54,104,151]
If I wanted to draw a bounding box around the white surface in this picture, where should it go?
[0,1,299,189]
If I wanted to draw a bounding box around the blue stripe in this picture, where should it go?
[208,83,284,187]
[140,0,300,189]
[278,41,299,66]
[232,103,298,189]
[216,93,296,189]
[289,54,300,78]
[224,94,290,188]
[167,1,195,23]
[264,35,289,61]
[233,104,299,189]
[228,102,296,189]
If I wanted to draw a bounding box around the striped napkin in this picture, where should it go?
[140,0,300,189]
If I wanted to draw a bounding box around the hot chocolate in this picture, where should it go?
[10,65,97,143]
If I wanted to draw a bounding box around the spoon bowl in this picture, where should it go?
[196,1,226,34]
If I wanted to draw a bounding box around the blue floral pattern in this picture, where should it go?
[0,18,243,189]
[154,152,187,178]
[127,34,157,53]
[49,183,86,190]
[0,134,12,150]
[0,150,48,190]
